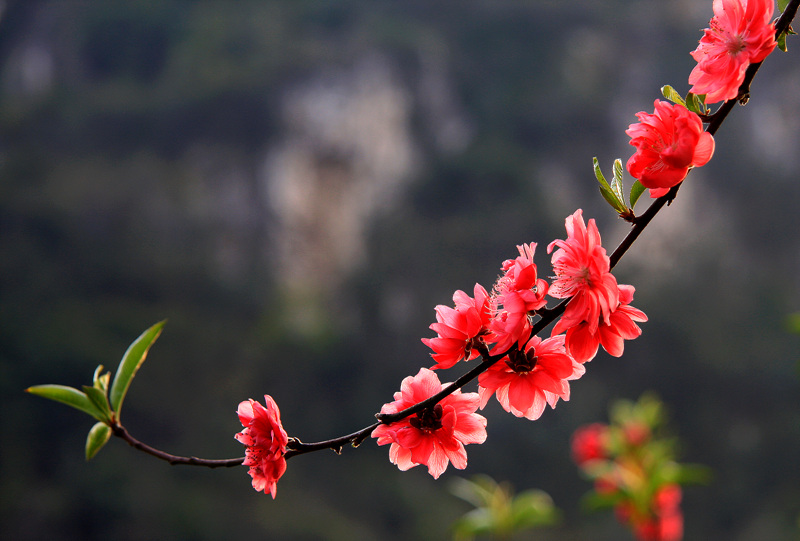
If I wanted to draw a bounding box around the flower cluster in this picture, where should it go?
[571,394,705,541]
[394,209,646,476]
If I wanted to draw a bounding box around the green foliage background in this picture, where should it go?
[2,1,800,539]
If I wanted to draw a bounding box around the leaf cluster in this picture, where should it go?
[26,320,166,460]
[449,475,560,541]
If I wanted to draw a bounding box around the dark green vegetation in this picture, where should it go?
[2,1,800,539]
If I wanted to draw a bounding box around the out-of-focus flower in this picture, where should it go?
[478,335,584,420]
[235,395,289,498]
[689,0,777,103]
[423,284,492,369]
[630,485,684,541]
[372,368,487,479]
[626,100,715,197]
[571,423,610,466]
[572,395,701,541]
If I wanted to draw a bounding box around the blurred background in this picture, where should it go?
[2,0,800,539]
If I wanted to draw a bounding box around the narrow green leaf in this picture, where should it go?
[778,0,789,12]
[85,421,112,460]
[629,180,646,209]
[592,156,607,185]
[776,21,798,53]
[685,92,707,115]
[110,320,166,415]
[26,384,107,421]
[660,85,686,107]
[778,31,789,52]
[93,365,110,393]
[611,158,625,202]
[598,183,626,213]
[82,385,112,422]
[593,158,626,213]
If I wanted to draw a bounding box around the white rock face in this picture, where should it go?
[262,55,417,296]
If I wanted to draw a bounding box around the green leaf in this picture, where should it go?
[611,158,625,203]
[92,365,110,393]
[778,0,789,12]
[109,320,166,415]
[82,385,112,422]
[686,92,707,115]
[778,31,788,52]
[26,384,107,421]
[777,26,796,53]
[85,421,112,460]
[593,157,626,213]
[660,85,686,107]
[629,180,646,209]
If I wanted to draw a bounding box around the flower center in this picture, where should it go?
[726,34,747,55]
[409,404,444,432]
[464,333,487,359]
[505,347,538,374]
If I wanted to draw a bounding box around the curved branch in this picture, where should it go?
[110,0,800,467]
[111,423,243,468]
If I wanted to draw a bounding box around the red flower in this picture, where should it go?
[487,243,550,355]
[689,0,777,104]
[548,210,620,342]
[235,395,289,498]
[478,335,584,420]
[559,284,648,363]
[422,284,491,369]
[371,368,487,479]
[571,423,610,466]
[626,100,715,197]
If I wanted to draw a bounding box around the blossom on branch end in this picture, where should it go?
[372,368,487,479]
[478,334,585,420]
[626,100,715,197]
[689,0,777,104]
[235,395,289,498]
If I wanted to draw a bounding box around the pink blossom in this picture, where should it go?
[560,284,648,363]
[487,243,550,355]
[235,395,289,498]
[689,0,777,103]
[626,100,715,197]
[478,335,585,420]
[371,368,487,479]
[422,284,492,369]
[548,210,620,337]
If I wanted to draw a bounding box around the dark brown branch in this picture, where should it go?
[111,423,244,468]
